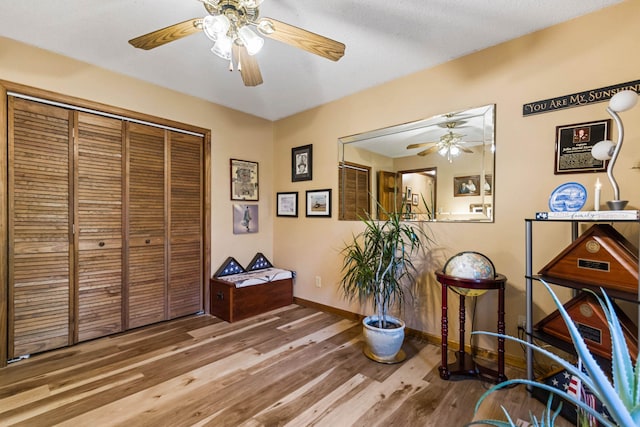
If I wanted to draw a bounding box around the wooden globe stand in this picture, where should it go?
[435,271,508,384]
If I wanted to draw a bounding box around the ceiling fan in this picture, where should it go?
[128,0,346,87]
[406,121,474,162]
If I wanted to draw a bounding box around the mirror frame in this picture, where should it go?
[338,104,495,222]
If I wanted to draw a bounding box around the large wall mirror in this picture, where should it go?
[338,104,495,222]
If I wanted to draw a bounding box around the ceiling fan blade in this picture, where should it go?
[129,18,202,50]
[234,45,263,87]
[417,146,440,157]
[459,146,474,154]
[257,17,345,61]
[438,120,468,128]
[406,142,436,150]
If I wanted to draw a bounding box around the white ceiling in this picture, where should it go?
[0,0,624,121]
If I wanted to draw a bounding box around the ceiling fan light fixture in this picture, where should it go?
[438,141,461,163]
[202,14,230,41]
[238,25,264,55]
[211,34,233,60]
[240,0,264,8]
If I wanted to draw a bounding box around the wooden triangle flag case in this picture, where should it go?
[538,224,638,294]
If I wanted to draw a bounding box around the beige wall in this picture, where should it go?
[273,0,640,361]
[0,36,275,271]
[2,0,639,364]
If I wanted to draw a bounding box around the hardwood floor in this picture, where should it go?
[0,304,571,426]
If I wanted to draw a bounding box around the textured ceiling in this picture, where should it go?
[0,0,624,120]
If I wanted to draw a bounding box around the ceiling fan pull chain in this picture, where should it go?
[238,58,243,72]
[229,58,234,72]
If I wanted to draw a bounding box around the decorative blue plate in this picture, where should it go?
[549,182,587,212]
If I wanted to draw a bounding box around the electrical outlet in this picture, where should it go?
[518,315,526,328]
[315,276,322,288]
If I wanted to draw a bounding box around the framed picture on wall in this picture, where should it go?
[306,189,331,217]
[230,159,259,201]
[292,144,313,182]
[276,192,298,217]
[233,204,259,234]
[554,119,611,174]
[484,174,493,195]
[453,175,480,197]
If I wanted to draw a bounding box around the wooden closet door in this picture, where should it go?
[76,112,124,341]
[127,123,166,328]
[168,131,203,318]
[8,98,72,358]
[377,170,402,220]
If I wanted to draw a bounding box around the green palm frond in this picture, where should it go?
[340,207,431,326]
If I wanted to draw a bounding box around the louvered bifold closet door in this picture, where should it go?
[76,112,124,341]
[127,123,167,328]
[339,163,370,220]
[168,131,203,318]
[8,98,72,358]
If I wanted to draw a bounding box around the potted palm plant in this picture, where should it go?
[340,208,431,363]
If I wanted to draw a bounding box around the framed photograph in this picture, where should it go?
[484,174,492,196]
[230,159,259,201]
[292,144,313,182]
[554,119,611,174]
[233,204,259,234]
[306,189,331,217]
[454,175,480,197]
[412,194,419,206]
[276,192,298,217]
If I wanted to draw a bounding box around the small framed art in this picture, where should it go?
[454,175,480,197]
[484,174,492,195]
[306,189,331,217]
[233,204,259,234]
[276,192,298,217]
[554,119,610,174]
[230,159,259,201]
[292,144,312,182]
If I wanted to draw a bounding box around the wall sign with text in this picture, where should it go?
[523,79,640,116]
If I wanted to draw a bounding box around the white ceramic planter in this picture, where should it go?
[362,315,406,363]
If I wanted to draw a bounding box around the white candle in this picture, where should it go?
[594,178,601,211]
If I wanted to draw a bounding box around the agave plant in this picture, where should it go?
[468,279,639,427]
[469,395,563,427]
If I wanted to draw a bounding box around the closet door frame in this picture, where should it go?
[0,81,211,367]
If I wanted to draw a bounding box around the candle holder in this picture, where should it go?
[591,90,638,210]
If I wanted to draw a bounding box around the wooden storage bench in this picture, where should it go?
[210,268,293,322]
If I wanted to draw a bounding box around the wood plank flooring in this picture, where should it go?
[0,304,571,426]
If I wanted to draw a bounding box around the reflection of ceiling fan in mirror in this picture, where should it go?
[407,119,475,162]
[128,0,346,87]
[438,119,468,129]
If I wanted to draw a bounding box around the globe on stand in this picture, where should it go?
[443,251,496,297]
